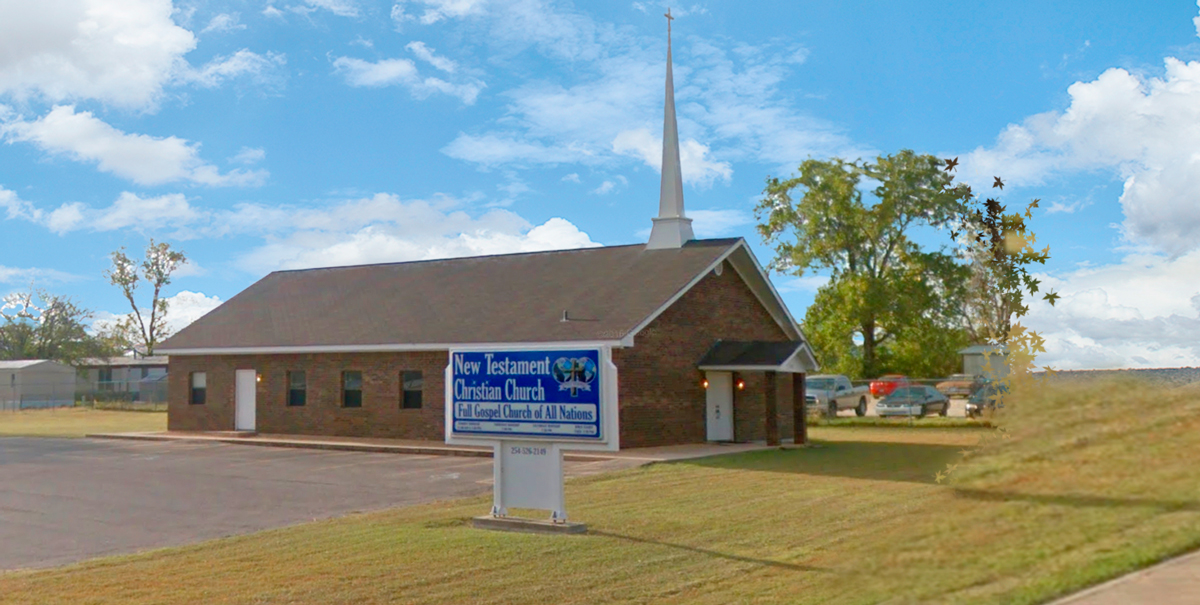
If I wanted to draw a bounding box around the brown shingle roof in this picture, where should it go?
[160,238,742,351]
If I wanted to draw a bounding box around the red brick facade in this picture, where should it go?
[168,260,798,447]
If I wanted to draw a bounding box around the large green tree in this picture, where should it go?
[755,150,973,378]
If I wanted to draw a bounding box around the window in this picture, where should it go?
[287,371,307,406]
[401,371,423,409]
[189,372,206,405]
[342,371,363,408]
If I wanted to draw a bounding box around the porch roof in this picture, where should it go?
[696,340,817,373]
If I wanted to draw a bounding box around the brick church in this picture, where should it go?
[158,20,819,449]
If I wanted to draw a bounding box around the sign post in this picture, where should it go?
[446,345,618,530]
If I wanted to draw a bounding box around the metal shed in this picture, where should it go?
[0,360,78,410]
[958,345,1010,379]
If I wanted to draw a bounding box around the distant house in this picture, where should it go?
[958,345,1010,379]
[0,360,77,410]
[75,356,169,404]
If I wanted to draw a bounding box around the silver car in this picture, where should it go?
[876,385,950,418]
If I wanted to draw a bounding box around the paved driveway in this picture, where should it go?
[0,437,634,571]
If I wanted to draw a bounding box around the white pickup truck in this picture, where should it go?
[804,374,870,417]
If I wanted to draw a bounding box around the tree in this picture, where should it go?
[755,150,974,378]
[105,239,187,355]
[0,288,120,364]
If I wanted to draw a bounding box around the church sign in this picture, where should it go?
[449,349,603,441]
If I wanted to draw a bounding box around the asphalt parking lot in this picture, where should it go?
[0,438,636,571]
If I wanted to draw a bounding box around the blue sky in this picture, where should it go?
[2,0,1199,370]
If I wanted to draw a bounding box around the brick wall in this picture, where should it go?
[168,351,446,439]
[613,260,795,448]
[168,259,799,447]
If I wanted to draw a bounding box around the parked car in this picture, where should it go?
[869,374,910,398]
[966,382,1008,418]
[936,373,984,397]
[876,385,950,418]
[804,374,870,417]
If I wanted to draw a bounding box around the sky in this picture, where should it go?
[1,0,1199,371]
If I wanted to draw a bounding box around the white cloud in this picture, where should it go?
[612,128,731,187]
[299,0,360,18]
[591,175,628,195]
[561,173,580,183]
[0,264,78,285]
[218,192,599,272]
[95,290,223,337]
[1195,0,1200,37]
[332,56,483,104]
[43,192,203,235]
[230,147,266,165]
[1044,199,1089,215]
[179,50,286,89]
[1023,249,1200,369]
[2,105,267,186]
[201,13,246,34]
[633,207,752,239]
[0,0,196,108]
[0,185,42,222]
[392,0,488,26]
[406,41,457,73]
[961,56,1200,258]
[263,4,285,18]
[439,5,860,181]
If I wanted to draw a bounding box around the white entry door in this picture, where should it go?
[705,371,734,441]
[235,369,256,432]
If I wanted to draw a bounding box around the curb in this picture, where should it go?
[84,432,640,462]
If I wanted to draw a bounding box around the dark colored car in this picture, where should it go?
[876,385,951,418]
[869,374,910,398]
[966,382,1008,418]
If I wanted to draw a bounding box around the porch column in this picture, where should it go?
[764,370,779,446]
[792,372,807,445]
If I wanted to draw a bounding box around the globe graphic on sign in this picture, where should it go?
[579,357,598,383]
[552,358,575,383]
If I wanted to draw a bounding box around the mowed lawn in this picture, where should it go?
[2,378,1199,604]
[0,408,166,437]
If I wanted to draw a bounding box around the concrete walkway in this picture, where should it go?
[1049,549,1200,605]
[87,430,784,463]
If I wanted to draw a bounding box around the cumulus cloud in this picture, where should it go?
[2,105,267,186]
[960,56,1200,258]
[1023,249,1200,369]
[298,0,360,18]
[216,193,599,272]
[332,56,483,103]
[230,147,266,165]
[94,290,223,337]
[0,0,196,108]
[44,192,202,235]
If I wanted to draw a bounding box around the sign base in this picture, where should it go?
[472,516,587,535]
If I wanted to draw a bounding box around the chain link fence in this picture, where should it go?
[1,377,168,412]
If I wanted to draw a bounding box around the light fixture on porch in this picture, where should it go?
[256,373,262,383]
[736,378,745,390]
[702,378,709,389]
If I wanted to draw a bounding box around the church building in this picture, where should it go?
[158,17,819,448]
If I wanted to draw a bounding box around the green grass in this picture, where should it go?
[0,407,166,437]
[1,377,1198,604]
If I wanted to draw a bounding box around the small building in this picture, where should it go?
[156,24,820,448]
[0,360,77,410]
[75,356,170,404]
[959,345,1010,379]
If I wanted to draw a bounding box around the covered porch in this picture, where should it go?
[697,340,820,446]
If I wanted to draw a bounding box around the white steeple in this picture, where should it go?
[646,7,695,250]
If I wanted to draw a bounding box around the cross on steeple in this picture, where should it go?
[646,6,694,250]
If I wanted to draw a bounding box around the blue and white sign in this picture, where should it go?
[450,349,603,441]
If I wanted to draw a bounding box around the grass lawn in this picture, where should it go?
[2,378,1198,604]
[0,408,166,438]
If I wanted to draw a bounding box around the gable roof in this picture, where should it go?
[697,340,817,373]
[158,238,807,354]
